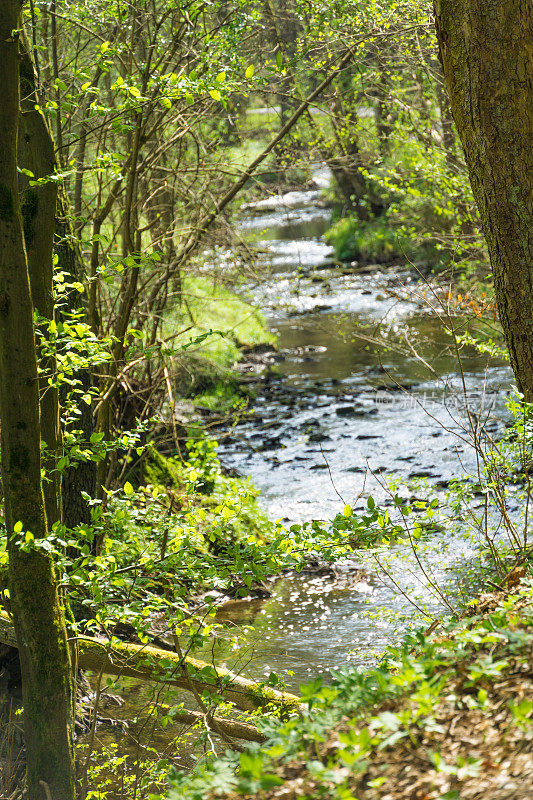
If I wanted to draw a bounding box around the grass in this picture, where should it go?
[170,274,274,366]
[163,274,274,409]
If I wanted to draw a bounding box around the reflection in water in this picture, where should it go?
[205,573,389,689]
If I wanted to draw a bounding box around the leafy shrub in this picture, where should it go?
[325,215,445,267]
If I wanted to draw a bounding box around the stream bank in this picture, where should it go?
[78,168,520,787]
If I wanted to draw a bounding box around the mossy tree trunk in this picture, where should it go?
[0,5,76,800]
[20,33,96,530]
[18,38,61,530]
[434,0,533,399]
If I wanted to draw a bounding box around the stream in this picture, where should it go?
[92,168,515,770]
[207,166,513,687]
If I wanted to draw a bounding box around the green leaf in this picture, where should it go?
[239,753,263,779]
[276,50,283,70]
[124,481,134,496]
[209,89,222,102]
[245,64,254,79]
[260,774,283,789]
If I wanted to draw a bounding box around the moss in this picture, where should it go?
[143,444,184,491]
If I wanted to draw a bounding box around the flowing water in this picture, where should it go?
[90,169,515,768]
[205,167,513,687]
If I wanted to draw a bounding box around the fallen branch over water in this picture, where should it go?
[0,611,302,715]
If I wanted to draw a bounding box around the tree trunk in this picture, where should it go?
[18,41,62,530]
[434,0,533,399]
[20,33,96,530]
[0,6,76,800]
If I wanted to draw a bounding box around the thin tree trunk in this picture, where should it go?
[18,41,62,530]
[0,7,75,799]
[434,0,533,399]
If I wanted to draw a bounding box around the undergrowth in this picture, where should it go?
[169,580,533,800]
[325,214,447,268]
[164,274,274,410]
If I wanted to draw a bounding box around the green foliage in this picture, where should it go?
[289,492,441,554]
[80,740,171,800]
[7,0,522,796]
[325,202,462,269]
[169,584,533,800]
[325,216,423,265]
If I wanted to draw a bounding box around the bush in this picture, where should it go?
[325,216,401,263]
[325,215,446,267]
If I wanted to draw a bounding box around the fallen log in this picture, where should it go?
[0,611,302,715]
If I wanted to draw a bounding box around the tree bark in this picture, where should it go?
[434,0,533,399]
[156,707,267,743]
[0,6,76,799]
[77,636,304,714]
[20,32,96,530]
[18,40,62,530]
